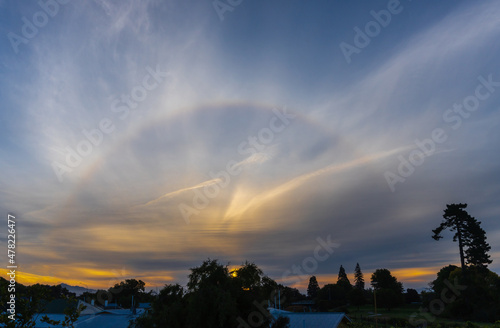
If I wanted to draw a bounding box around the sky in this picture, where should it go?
[1,0,500,293]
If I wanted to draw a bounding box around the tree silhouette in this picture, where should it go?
[307,276,320,299]
[337,265,350,285]
[371,269,404,309]
[0,278,83,328]
[348,288,365,309]
[111,279,146,308]
[405,288,420,304]
[370,269,403,292]
[432,203,492,270]
[463,215,492,267]
[232,261,264,290]
[354,263,364,290]
[186,259,238,327]
[430,265,500,321]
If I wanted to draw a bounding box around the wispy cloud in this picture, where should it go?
[136,178,221,208]
[223,146,410,221]
[1,0,500,290]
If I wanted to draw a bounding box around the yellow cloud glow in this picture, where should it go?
[0,267,176,290]
[223,146,410,221]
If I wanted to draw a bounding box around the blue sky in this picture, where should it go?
[1,0,500,292]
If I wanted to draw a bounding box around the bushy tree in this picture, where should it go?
[111,279,147,308]
[186,259,239,328]
[317,282,351,310]
[130,259,291,328]
[371,269,403,292]
[148,284,187,328]
[404,288,420,303]
[0,278,82,328]
[375,288,400,311]
[430,265,500,322]
[232,261,264,290]
[276,285,306,309]
[371,269,404,310]
[348,287,366,309]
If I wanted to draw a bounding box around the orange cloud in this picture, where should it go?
[0,268,87,287]
[391,267,440,283]
[0,267,176,290]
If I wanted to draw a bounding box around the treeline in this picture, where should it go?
[305,203,500,323]
[306,264,419,312]
[0,279,81,327]
[306,262,500,323]
[424,203,500,322]
[2,203,498,327]
[2,260,500,327]
[421,265,500,323]
[129,259,299,328]
[81,278,155,309]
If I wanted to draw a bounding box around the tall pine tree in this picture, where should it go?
[464,215,492,267]
[354,263,364,290]
[337,265,350,285]
[432,203,492,270]
[307,276,320,299]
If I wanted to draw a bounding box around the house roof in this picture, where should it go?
[79,300,104,315]
[40,299,77,314]
[272,312,351,328]
[32,301,144,328]
[33,314,68,327]
[72,312,136,328]
[33,309,143,328]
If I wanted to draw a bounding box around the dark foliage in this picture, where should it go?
[354,263,365,290]
[433,203,492,270]
[307,276,320,299]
